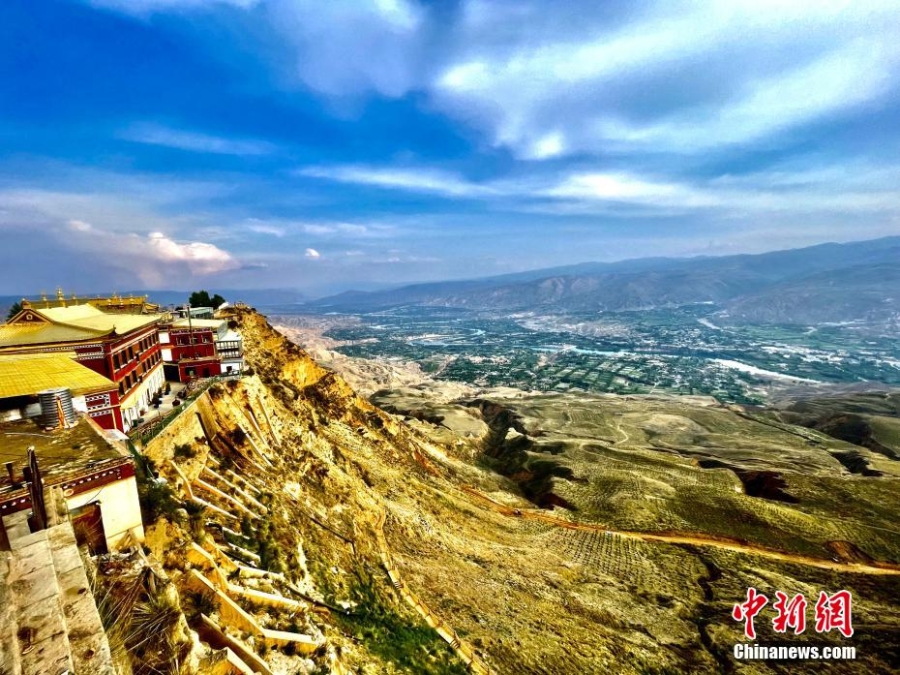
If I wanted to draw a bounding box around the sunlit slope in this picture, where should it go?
[143,309,898,674]
[462,393,900,563]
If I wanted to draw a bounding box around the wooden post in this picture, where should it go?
[25,449,46,533]
[0,517,10,551]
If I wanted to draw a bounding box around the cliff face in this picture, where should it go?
[139,308,483,674]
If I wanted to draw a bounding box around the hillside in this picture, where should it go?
[724,263,900,324]
[307,236,900,325]
[129,308,900,674]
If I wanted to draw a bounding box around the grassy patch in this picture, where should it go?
[335,571,468,675]
[136,469,183,525]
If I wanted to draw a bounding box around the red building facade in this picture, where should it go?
[83,389,124,432]
[0,304,165,431]
[159,319,223,382]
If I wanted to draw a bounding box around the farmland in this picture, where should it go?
[274,304,900,405]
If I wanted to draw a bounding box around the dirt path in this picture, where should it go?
[457,486,900,576]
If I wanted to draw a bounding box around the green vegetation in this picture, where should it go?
[310,304,900,405]
[172,442,196,459]
[136,468,183,525]
[189,290,226,309]
[6,300,21,320]
[335,570,468,675]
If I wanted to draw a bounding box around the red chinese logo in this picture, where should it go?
[732,589,853,639]
[732,587,769,640]
[772,591,807,634]
[815,590,854,638]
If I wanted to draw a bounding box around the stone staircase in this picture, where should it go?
[0,514,116,675]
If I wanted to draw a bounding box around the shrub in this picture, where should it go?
[173,443,196,459]
[183,590,217,621]
[137,474,182,525]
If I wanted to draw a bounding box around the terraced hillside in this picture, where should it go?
[137,308,899,674]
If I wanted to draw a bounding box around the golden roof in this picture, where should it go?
[21,292,159,314]
[0,322,105,348]
[0,353,116,399]
[38,305,161,333]
[0,305,161,350]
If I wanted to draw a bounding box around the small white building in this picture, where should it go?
[0,416,144,553]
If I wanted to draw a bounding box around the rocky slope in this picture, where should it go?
[130,307,900,674]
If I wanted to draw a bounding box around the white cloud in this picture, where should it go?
[304,247,321,259]
[536,164,900,217]
[120,123,275,156]
[542,173,719,209]
[230,217,392,241]
[68,219,94,232]
[265,0,425,97]
[302,224,335,235]
[526,132,566,160]
[432,1,900,157]
[297,158,900,221]
[246,221,286,237]
[587,40,898,152]
[145,231,238,274]
[0,185,241,286]
[87,0,258,14]
[86,0,900,160]
[299,165,496,198]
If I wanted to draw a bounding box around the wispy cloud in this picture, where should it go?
[9,1,900,292]
[87,0,259,15]
[432,1,900,157]
[245,220,287,237]
[265,0,425,97]
[299,159,900,221]
[299,165,497,198]
[120,123,276,156]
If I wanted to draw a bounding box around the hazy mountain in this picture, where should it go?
[723,263,900,324]
[307,236,900,324]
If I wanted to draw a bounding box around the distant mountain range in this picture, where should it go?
[307,236,900,325]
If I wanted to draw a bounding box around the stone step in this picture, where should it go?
[8,528,74,675]
[0,552,23,675]
[2,519,118,675]
[47,525,116,675]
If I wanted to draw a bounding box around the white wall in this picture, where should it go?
[121,362,166,430]
[65,475,145,549]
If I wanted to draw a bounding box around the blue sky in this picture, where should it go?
[1,0,898,296]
